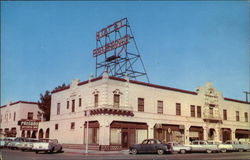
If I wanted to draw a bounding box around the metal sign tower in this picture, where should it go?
[92,18,149,82]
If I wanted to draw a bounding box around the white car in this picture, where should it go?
[18,138,39,151]
[32,139,62,154]
[167,142,191,154]
[187,140,218,153]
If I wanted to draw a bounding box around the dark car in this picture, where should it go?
[129,139,171,155]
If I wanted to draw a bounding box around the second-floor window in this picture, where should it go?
[94,94,98,107]
[55,124,58,130]
[57,103,60,115]
[157,101,163,114]
[209,107,213,117]
[71,122,75,130]
[197,106,201,118]
[72,100,75,112]
[223,109,227,120]
[13,112,16,121]
[244,112,248,122]
[27,112,33,120]
[138,98,144,112]
[190,105,195,117]
[176,103,181,115]
[113,94,120,108]
[236,111,240,121]
[79,98,82,107]
[67,101,69,109]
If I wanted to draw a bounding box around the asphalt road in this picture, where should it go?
[0,149,250,160]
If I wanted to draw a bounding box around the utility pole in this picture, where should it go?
[243,91,250,102]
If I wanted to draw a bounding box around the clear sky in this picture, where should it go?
[1,1,249,105]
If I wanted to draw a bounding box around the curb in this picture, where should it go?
[65,151,124,156]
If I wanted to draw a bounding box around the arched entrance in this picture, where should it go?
[38,129,44,139]
[45,128,50,138]
[31,131,37,138]
[208,128,215,140]
[26,131,31,138]
[21,130,25,137]
[221,128,231,142]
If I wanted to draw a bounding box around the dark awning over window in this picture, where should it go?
[236,129,250,135]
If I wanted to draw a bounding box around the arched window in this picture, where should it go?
[38,129,44,139]
[45,128,50,138]
[31,131,37,138]
[26,131,31,138]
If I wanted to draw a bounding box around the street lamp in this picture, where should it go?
[85,110,90,154]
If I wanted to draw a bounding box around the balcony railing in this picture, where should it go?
[86,104,133,111]
[203,114,222,123]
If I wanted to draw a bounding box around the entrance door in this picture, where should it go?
[122,131,128,148]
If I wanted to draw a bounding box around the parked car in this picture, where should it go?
[207,140,233,153]
[167,142,191,154]
[7,137,26,150]
[2,137,15,148]
[32,139,62,154]
[186,140,218,153]
[18,138,39,151]
[224,140,250,152]
[0,138,5,148]
[129,139,172,155]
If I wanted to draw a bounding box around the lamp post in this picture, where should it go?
[85,110,90,154]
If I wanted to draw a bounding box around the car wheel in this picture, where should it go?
[180,149,186,154]
[221,149,226,153]
[21,149,25,151]
[131,148,138,155]
[239,149,244,152]
[35,151,39,154]
[157,149,164,155]
[57,147,62,153]
[50,147,55,153]
[206,149,212,154]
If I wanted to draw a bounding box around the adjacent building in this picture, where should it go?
[0,101,41,138]
[36,73,250,150]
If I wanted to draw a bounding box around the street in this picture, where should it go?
[1,149,250,160]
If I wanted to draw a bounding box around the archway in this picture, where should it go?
[21,130,25,137]
[26,131,31,138]
[208,128,215,140]
[38,129,44,139]
[31,131,37,138]
[45,128,50,138]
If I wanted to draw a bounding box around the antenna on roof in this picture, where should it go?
[243,91,250,102]
[92,18,149,83]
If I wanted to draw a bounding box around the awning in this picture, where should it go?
[236,129,250,135]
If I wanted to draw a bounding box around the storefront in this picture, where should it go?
[235,129,250,139]
[189,126,203,141]
[154,124,184,143]
[221,128,231,142]
[110,121,148,149]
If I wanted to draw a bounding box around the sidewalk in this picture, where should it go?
[63,148,129,155]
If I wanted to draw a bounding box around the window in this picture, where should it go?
[9,113,11,119]
[94,94,98,107]
[176,103,181,115]
[157,101,163,114]
[67,101,69,109]
[113,94,120,108]
[244,112,248,122]
[55,124,58,130]
[197,106,201,118]
[13,112,16,121]
[138,98,144,112]
[27,112,33,120]
[236,111,240,121]
[79,98,82,107]
[57,103,60,115]
[72,100,75,112]
[209,107,213,117]
[223,109,227,120]
[70,122,75,130]
[190,105,195,117]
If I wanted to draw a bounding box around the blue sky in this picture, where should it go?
[1,1,249,105]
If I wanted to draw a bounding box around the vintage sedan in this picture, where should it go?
[129,139,171,155]
[186,140,218,153]
[167,142,191,154]
[18,138,39,151]
[32,139,62,154]
[7,137,26,150]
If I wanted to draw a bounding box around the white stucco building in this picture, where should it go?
[37,73,250,150]
[0,101,41,138]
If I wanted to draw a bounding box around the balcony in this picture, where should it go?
[85,105,134,117]
[203,114,222,123]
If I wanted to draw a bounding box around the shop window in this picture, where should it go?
[79,98,82,107]
[176,103,181,115]
[190,105,195,117]
[113,94,120,108]
[27,112,33,120]
[244,112,248,122]
[223,109,227,120]
[85,128,99,144]
[138,98,144,112]
[67,101,69,109]
[55,124,59,130]
[71,122,75,130]
[157,101,163,114]
[72,99,75,112]
[110,128,122,145]
[236,111,240,121]
[197,106,201,118]
[57,103,60,115]
[94,94,98,107]
[136,129,147,144]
